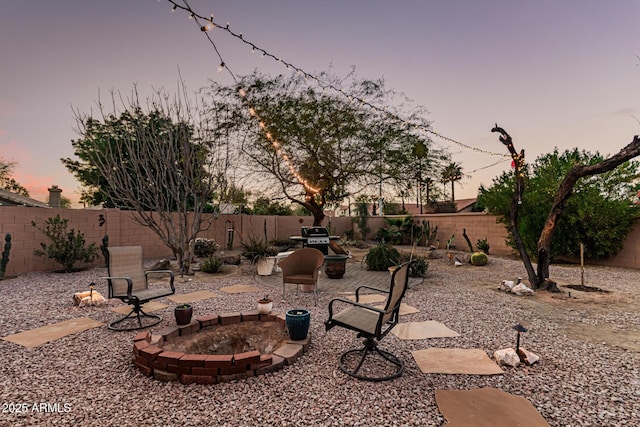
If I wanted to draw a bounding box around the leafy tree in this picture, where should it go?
[0,158,29,196]
[64,105,212,210]
[65,86,230,273]
[207,70,439,226]
[250,197,294,215]
[387,137,448,213]
[441,162,463,202]
[479,147,640,260]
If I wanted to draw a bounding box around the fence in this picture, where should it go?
[1,206,639,275]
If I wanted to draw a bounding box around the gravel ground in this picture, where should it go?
[0,252,638,426]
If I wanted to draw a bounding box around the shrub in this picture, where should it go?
[241,237,278,264]
[193,237,220,257]
[399,251,429,278]
[0,233,11,279]
[32,214,98,272]
[365,244,401,271]
[200,255,224,273]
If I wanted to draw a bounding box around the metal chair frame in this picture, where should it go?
[105,246,175,331]
[325,261,413,381]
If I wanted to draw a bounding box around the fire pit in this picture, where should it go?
[132,311,311,384]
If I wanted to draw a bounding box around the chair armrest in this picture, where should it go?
[145,270,175,292]
[327,297,385,318]
[355,285,389,302]
[102,276,134,299]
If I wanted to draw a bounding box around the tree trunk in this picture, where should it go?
[301,190,325,226]
[492,125,539,287]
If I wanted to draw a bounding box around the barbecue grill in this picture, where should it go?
[302,226,330,255]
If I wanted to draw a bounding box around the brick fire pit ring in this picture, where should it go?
[132,311,310,384]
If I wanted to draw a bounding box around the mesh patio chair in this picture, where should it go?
[325,261,413,381]
[279,248,325,306]
[105,246,175,331]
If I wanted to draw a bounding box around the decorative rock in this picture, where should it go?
[499,280,515,291]
[73,290,106,307]
[494,348,520,367]
[149,259,171,270]
[222,254,241,265]
[512,283,534,296]
[517,347,540,365]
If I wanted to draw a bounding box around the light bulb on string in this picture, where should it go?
[201,22,215,32]
[217,62,225,73]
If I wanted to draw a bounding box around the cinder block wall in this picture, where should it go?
[0,208,351,275]
[1,207,639,275]
[364,213,512,255]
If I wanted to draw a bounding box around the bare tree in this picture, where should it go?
[72,85,230,274]
[492,125,640,290]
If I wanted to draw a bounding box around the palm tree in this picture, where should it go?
[441,162,463,202]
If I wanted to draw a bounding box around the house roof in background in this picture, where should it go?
[0,189,50,208]
[455,198,477,212]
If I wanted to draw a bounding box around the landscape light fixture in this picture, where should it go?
[512,324,528,353]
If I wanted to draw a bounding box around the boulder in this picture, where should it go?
[222,254,241,265]
[149,259,171,271]
[511,283,534,296]
[493,348,520,367]
[499,280,515,292]
[73,290,106,307]
[517,347,540,365]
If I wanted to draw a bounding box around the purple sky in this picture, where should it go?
[2,0,639,206]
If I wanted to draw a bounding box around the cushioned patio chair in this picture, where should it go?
[105,246,175,331]
[325,261,413,381]
[279,248,325,306]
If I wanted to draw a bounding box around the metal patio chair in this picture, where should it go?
[105,246,175,331]
[325,261,413,381]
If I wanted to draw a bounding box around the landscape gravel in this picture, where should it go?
[0,252,638,426]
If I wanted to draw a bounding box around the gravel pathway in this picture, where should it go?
[0,253,638,426]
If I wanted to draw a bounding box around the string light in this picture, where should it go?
[166,0,508,190]
[237,87,320,194]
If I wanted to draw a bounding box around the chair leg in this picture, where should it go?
[338,337,404,382]
[313,284,317,306]
[108,302,162,331]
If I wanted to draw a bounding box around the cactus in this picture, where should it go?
[100,235,109,266]
[0,233,11,279]
[462,228,474,253]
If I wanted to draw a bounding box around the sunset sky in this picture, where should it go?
[1,0,639,207]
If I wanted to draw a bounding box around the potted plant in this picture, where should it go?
[241,237,279,276]
[257,295,273,314]
[174,304,193,325]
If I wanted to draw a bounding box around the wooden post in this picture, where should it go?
[580,243,585,287]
